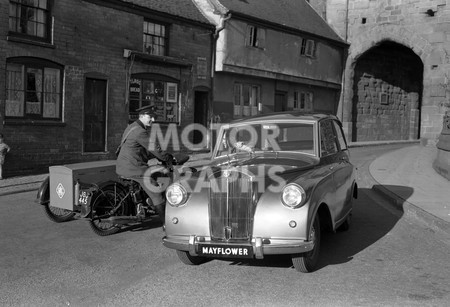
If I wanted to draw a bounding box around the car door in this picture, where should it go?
[330,119,354,221]
[319,119,340,217]
[319,119,350,222]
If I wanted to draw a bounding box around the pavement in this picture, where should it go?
[1,143,449,236]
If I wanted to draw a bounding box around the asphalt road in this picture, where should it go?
[1,144,449,306]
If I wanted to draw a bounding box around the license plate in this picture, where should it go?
[198,244,253,258]
[78,190,92,206]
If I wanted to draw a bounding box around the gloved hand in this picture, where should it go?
[162,152,171,162]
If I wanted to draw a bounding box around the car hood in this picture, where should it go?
[181,152,323,190]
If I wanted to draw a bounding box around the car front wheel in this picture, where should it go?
[291,214,321,273]
[176,250,207,265]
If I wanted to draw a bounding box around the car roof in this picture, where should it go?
[229,112,338,125]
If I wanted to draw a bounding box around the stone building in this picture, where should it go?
[0,0,214,176]
[309,0,450,144]
[193,0,348,125]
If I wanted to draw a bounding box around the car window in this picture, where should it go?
[332,120,347,151]
[215,122,315,156]
[319,120,338,156]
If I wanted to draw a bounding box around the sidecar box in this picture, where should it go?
[49,160,117,210]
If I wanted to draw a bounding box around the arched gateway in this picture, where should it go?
[351,41,423,142]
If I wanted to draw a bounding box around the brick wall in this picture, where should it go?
[0,0,213,176]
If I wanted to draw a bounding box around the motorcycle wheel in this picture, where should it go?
[89,182,127,236]
[43,203,76,223]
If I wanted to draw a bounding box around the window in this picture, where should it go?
[246,25,265,48]
[300,39,316,57]
[143,21,167,56]
[216,122,315,157]
[332,120,348,151]
[6,58,62,120]
[294,91,313,111]
[234,83,260,117]
[9,0,51,41]
[320,120,338,156]
[128,75,178,123]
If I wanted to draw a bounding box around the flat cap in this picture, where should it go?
[136,105,156,116]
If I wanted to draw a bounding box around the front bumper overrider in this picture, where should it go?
[162,235,314,259]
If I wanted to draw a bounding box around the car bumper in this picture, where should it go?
[162,235,314,259]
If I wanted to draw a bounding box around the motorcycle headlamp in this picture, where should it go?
[166,183,188,207]
[281,184,306,208]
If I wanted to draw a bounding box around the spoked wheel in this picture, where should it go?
[89,183,127,236]
[176,250,207,265]
[291,214,321,273]
[43,203,75,223]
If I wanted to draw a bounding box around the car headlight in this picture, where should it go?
[281,184,306,208]
[166,183,188,207]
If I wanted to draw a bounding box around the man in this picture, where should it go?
[116,105,169,220]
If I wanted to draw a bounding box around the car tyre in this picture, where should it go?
[176,250,207,265]
[291,214,321,273]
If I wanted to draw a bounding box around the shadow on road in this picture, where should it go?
[118,218,164,233]
[219,186,412,271]
[315,187,411,270]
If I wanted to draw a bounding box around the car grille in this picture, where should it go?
[208,170,257,241]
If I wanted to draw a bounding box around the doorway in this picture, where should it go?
[84,78,107,152]
[352,41,423,142]
[274,91,287,112]
[193,90,209,146]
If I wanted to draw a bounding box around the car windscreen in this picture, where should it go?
[215,122,315,157]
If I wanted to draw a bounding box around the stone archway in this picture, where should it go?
[340,24,430,142]
[351,41,423,142]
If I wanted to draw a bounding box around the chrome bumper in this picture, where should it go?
[162,235,314,259]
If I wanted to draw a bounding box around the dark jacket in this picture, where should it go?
[116,120,168,177]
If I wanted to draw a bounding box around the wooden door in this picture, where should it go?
[193,90,209,145]
[274,91,287,112]
[84,78,107,152]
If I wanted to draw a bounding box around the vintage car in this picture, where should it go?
[163,112,357,272]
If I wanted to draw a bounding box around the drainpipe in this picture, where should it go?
[208,12,231,149]
[341,0,350,133]
[214,12,231,39]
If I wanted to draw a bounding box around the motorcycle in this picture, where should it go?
[36,153,194,236]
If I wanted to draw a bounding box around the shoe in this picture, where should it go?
[136,203,146,219]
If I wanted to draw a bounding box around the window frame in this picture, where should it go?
[293,91,314,111]
[5,57,63,121]
[143,20,168,56]
[234,83,260,117]
[245,25,266,48]
[332,120,348,151]
[128,74,179,124]
[319,119,339,157]
[300,38,316,58]
[8,0,52,43]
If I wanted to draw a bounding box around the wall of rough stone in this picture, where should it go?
[352,41,422,141]
[308,0,450,144]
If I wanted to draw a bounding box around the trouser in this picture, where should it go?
[131,176,165,207]
[130,165,172,207]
